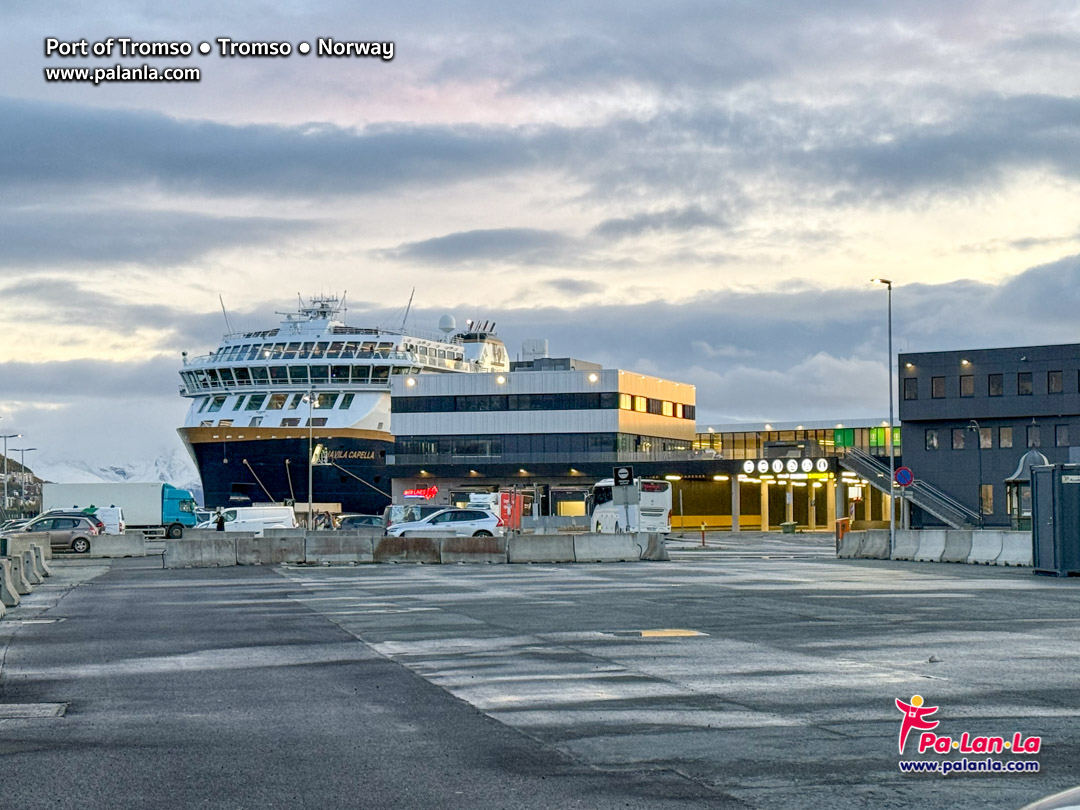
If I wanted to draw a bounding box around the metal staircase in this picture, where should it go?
[839,447,980,529]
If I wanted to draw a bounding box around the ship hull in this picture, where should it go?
[179,427,393,515]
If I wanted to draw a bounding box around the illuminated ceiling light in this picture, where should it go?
[961,359,971,366]
[405,377,416,387]
[569,468,579,475]
[835,423,844,428]
[665,475,682,481]
[496,375,506,384]
[587,372,599,383]
[905,362,914,369]
[518,468,528,474]
[764,423,773,430]
[713,475,729,481]
[796,425,804,430]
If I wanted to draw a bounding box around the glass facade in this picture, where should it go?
[395,432,693,463]
[692,425,899,460]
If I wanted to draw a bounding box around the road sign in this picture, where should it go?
[894,466,914,488]
[613,465,635,487]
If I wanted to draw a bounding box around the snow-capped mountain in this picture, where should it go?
[31,448,204,504]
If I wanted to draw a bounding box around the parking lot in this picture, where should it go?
[2,541,1078,808]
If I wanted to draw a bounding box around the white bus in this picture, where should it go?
[588,478,672,533]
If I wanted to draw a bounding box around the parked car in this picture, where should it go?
[16,513,101,553]
[0,519,29,533]
[384,508,503,538]
[336,514,385,530]
[382,504,446,530]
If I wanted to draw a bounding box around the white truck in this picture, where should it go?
[41,482,199,539]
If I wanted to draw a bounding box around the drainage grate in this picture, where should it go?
[0,704,68,718]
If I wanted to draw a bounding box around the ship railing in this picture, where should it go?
[389,450,701,466]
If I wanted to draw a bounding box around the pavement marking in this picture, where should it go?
[0,703,68,718]
[615,629,709,638]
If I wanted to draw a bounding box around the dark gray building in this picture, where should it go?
[899,343,1080,528]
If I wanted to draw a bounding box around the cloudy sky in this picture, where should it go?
[3,1,1080,476]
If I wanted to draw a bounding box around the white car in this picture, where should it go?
[385,508,503,538]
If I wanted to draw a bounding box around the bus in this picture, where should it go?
[588,478,672,533]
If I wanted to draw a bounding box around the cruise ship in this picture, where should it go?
[177,295,510,514]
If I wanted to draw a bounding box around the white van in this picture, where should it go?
[197,506,297,536]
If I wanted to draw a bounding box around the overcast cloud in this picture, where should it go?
[3,1,1080,478]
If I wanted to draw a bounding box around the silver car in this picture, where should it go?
[18,513,101,553]
[385,508,503,538]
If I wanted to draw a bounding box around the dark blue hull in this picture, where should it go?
[189,435,393,515]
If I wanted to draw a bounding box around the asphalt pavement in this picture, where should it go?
[2,540,1079,809]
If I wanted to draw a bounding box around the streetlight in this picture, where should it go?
[11,448,36,515]
[871,278,896,555]
[305,389,315,528]
[968,420,984,528]
[1,433,21,515]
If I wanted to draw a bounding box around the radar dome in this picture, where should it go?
[438,314,457,333]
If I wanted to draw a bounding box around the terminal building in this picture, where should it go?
[387,357,897,531]
[899,342,1080,529]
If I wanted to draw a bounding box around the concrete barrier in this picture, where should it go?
[855,530,890,559]
[997,532,1034,567]
[303,532,375,564]
[236,534,305,565]
[521,516,590,533]
[836,530,861,558]
[0,558,20,607]
[440,535,508,564]
[941,530,974,563]
[967,531,1005,565]
[163,531,240,568]
[373,536,441,564]
[640,533,670,561]
[914,530,947,562]
[8,553,33,594]
[21,550,43,585]
[88,533,147,558]
[891,531,921,561]
[507,534,576,563]
[572,533,641,562]
[32,543,52,576]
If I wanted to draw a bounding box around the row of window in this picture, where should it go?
[198,416,329,428]
[197,392,356,414]
[905,371,1075,400]
[182,364,414,392]
[393,393,696,419]
[924,424,1070,451]
[208,340,463,363]
[693,427,900,459]
[395,433,693,457]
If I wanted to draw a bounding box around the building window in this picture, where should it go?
[903,378,918,400]
[1027,424,1041,448]
[245,394,266,411]
[925,429,939,450]
[952,428,966,450]
[281,418,300,427]
[980,427,992,449]
[267,393,287,410]
[1056,424,1070,447]
[932,377,946,398]
[1000,427,1013,448]
[988,373,1003,397]
[619,393,632,410]
[305,417,328,427]
[1018,372,1033,395]
[960,375,974,397]
[662,401,674,417]
[1049,371,1064,394]
[249,416,263,427]
[980,484,993,516]
[633,396,647,413]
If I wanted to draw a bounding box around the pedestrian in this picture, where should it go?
[214,509,226,532]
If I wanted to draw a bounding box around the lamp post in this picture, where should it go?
[11,447,36,516]
[871,278,895,555]
[968,420,983,528]
[306,389,315,529]
[1,433,20,515]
